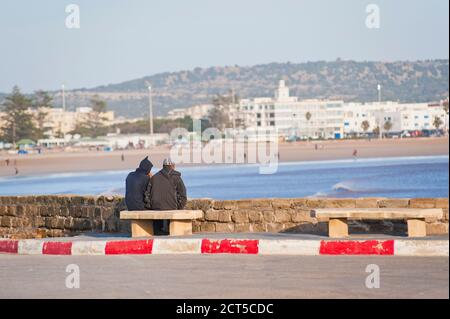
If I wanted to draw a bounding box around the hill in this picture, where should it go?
[2,60,449,118]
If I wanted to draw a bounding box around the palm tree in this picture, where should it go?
[305,112,312,122]
[361,120,370,136]
[373,126,380,137]
[433,116,444,136]
[383,120,393,138]
[433,116,443,130]
[305,112,312,139]
[33,90,53,139]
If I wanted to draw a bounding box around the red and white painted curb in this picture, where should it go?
[0,238,448,256]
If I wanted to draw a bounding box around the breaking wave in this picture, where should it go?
[332,182,359,193]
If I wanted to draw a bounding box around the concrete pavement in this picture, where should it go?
[0,254,448,299]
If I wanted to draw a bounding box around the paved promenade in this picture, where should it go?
[0,254,448,298]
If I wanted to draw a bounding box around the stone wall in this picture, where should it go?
[0,196,448,239]
[0,196,126,239]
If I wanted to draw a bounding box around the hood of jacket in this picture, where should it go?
[137,156,153,175]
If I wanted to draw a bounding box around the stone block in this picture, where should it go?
[217,211,232,222]
[33,216,45,228]
[5,206,16,217]
[252,199,273,208]
[72,218,92,230]
[1,216,12,227]
[274,210,291,223]
[71,196,87,205]
[248,211,263,222]
[81,207,90,218]
[263,211,275,222]
[249,223,266,232]
[232,211,249,223]
[378,199,410,208]
[234,223,251,232]
[204,210,219,221]
[44,217,53,228]
[64,217,73,229]
[305,199,327,209]
[192,221,201,233]
[69,206,83,218]
[54,218,65,229]
[292,199,308,209]
[435,198,449,209]
[292,210,316,223]
[215,222,235,232]
[212,200,237,210]
[15,205,25,217]
[236,200,255,209]
[186,199,213,211]
[426,222,449,235]
[323,199,356,208]
[200,222,216,232]
[410,198,436,209]
[355,198,379,208]
[271,199,292,209]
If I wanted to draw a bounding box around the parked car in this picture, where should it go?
[285,135,300,142]
[410,130,422,137]
[401,131,411,138]
[421,129,433,137]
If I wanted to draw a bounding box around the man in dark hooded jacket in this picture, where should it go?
[144,158,187,211]
[125,156,153,210]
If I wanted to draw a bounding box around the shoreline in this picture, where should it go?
[0,154,448,180]
[0,137,448,177]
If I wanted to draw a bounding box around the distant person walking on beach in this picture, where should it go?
[352,149,358,159]
[5,159,9,166]
[121,153,125,162]
[125,156,153,211]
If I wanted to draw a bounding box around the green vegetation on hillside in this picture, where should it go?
[2,60,448,119]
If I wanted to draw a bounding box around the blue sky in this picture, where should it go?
[0,0,448,92]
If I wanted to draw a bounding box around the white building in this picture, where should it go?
[343,101,449,136]
[167,104,214,120]
[236,80,345,139]
[29,107,115,138]
[235,81,448,139]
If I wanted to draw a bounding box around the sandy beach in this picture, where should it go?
[0,137,448,177]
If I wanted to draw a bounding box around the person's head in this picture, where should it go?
[162,158,175,171]
[138,156,153,175]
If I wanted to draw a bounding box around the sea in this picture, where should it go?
[0,155,448,199]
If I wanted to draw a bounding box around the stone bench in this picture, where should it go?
[311,208,443,238]
[120,210,203,237]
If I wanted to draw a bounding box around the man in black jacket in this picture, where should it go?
[125,156,153,211]
[144,158,187,211]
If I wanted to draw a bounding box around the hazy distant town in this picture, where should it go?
[0,74,448,154]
